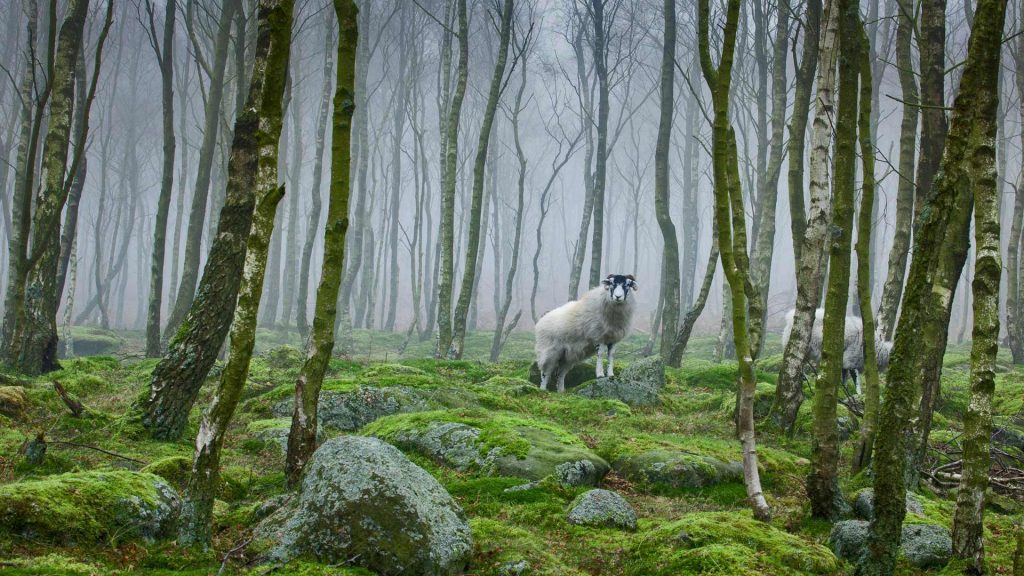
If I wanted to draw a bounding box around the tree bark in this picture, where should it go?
[140,0,292,441]
[699,0,771,522]
[773,0,834,433]
[146,0,178,358]
[178,0,295,545]
[653,0,680,359]
[587,0,611,288]
[857,0,1006,572]
[448,0,514,358]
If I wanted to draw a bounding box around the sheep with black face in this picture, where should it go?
[534,274,638,392]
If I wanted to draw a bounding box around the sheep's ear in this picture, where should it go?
[630,281,639,291]
[601,278,613,287]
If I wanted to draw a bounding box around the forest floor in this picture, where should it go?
[1,328,1022,575]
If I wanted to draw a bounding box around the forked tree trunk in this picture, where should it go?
[140,0,292,441]
[178,0,295,545]
[284,0,357,486]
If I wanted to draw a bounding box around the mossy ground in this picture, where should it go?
[0,330,1021,574]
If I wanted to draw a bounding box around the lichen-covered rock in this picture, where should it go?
[555,460,602,487]
[0,471,179,545]
[574,357,665,406]
[271,385,431,431]
[829,520,951,569]
[364,411,610,485]
[498,559,532,575]
[900,524,952,569]
[613,449,743,493]
[851,488,924,520]
[528,362,596,390]
[0,385,29,418]
[257,436,472,575]
[566,489,637,531]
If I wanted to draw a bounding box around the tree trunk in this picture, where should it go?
[178,0,295,546]
[773,0,833,433]
[436,0,468,358]
[284,0,356,486]
[140,0,293,441]
[384,6,410,333]
[858,0,1006,572]
[852,30,881,473]
[699,0,771,522]
[1006,15,1024,363]
[5,0,93,375]
[448,0,513,359]
[587,0,610,288]
[164,0,239,338]
[146,0,178,358]
[668,222,719,367]
[808,0,859,520]
[950,3,1005,570]
[297,20,334,340]
[874,0,918,341]
[653,0,680,359]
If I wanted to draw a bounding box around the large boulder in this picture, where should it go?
[575,357,666,406]
[528,362,597,390]
[851,488,924,520]
[613,449,743,493]
[0,471,179,545]
[829,520,951,569]
[257,436,472,575]
[271,385,431,431]
[566,489,637,531]
[365,411,610,485]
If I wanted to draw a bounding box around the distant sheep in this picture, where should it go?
[534,274,638,392]
[781,308,893,394]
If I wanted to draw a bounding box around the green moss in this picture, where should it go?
[0,553,108,575]
[364,409,584,459]
[470,518,589,576]
[0,471,176,545]
[141,456,191,491]
[625,512,840,575]
[246,418,292,433]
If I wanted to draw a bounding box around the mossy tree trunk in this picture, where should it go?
[698,0,771,522]
[283,0,357,487]
[654,0,680,359]
[436,0,468,358]
[449,0,514,359]
[1006,16,1024,364]
[773,0,834,433]
[141,0,291,442]
[852,23,880,472]
[668,221,719,367]
[874,0,918,342]
[178,0,295,545]
[808,0,859,520]
[857,0,1006,572]
[146,0,178,358]
[950,3,1005,570]
[4,0,95,375]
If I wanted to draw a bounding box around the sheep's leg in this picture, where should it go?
[607,344,616,377]
[539,370,549,391]
[853,370,861,395]
[556,368,568,393]
[595,345,606,378]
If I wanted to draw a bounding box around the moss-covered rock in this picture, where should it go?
[142,455,192,492]
[470,518,588,576]
[613,449,743,493]
[271,385,433,431]
[829,520,951,569]
[572,358,667,406]
[528,362,596,390]
[0,385,29,418]
[256,436,472,575]
[627,511,839,575]
[58,326,123,357]
[364,410,609,484]
[851,487,924,520]
[566,489,637,530]
[0,471,180,545]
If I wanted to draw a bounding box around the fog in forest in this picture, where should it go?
[0,0,1012,356]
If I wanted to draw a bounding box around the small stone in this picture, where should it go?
[503,481,541,493]
[0,386,28,418]
[555,460,601,487]
[574,357,666,406]
[566,489,637,531]
[498,559,531,576]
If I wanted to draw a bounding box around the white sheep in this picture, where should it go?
[534,274,638,392]
[781,308,893,394]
